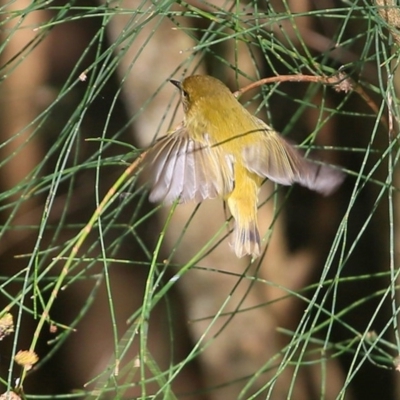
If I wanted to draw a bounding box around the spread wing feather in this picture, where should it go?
[242,118,344,196]
[143,127,234,204]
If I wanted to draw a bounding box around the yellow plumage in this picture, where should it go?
[144,75,344,258]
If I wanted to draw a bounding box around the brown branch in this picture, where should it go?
[234,72,388,130]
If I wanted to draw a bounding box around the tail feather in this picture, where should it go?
[230,221,261,258]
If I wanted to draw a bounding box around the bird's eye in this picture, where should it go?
[182,90,190,100]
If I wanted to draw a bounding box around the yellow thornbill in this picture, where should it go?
[143,75,344,258]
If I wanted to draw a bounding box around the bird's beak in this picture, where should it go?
[169,79,182,90]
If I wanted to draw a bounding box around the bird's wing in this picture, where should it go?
[143,126,234,204]
[241,118,344,196]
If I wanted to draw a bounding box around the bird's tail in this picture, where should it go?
[230,220,261,259]
[227,180,261,259]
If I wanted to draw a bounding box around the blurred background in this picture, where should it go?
[0,0,399,399]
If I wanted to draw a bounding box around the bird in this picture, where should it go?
[142,75,344,258]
